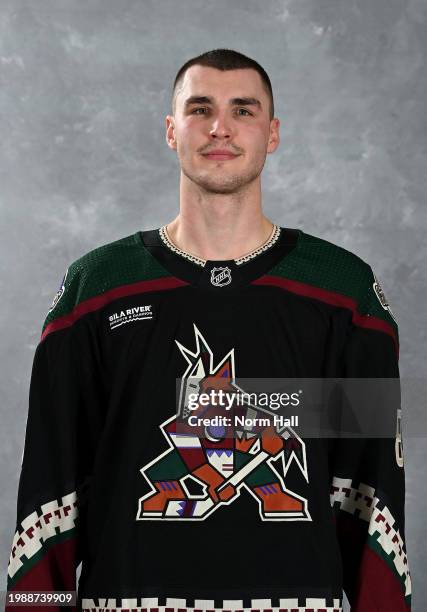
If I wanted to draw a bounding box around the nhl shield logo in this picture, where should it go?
[210,266,232,287]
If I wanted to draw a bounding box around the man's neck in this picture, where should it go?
[165,181,275,261]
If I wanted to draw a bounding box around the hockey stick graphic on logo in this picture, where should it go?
[164,449,267,518]
[215,448,270,498]
[164,423,307,518]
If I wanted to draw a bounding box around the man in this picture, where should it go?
[6,49,411,612]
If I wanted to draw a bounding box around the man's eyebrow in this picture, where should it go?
[184,95,262,109]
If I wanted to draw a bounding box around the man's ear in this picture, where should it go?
[166,115,177,151]
[267,117,280,154]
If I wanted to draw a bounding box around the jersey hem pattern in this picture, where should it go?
[80,596,343,612]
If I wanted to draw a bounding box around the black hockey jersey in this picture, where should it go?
[6,225,411,612]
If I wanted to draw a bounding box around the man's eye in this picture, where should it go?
[191,108,252,116]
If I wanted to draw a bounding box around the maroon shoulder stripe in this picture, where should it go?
[41,276,190,342]
[252,275,399,356]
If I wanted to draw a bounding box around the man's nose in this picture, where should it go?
[209,114,233,138]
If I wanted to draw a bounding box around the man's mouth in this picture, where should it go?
[202,152,239,161]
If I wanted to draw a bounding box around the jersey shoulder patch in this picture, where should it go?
[47,268,68,314]
[372,271,397,323]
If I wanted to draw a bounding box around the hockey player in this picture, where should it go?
[6,48,411,612]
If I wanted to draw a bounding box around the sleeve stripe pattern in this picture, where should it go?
[80,596,343,611]
[41,276,189,342]
[252,275,399,356]
[7,491,78,586]
[330,476,412,603]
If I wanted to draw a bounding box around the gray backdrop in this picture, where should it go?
[1,1,425,610]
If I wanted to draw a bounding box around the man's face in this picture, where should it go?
[166,65,280,194]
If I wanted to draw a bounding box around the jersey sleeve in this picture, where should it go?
[329,265,412,611]
[5,264,105,611]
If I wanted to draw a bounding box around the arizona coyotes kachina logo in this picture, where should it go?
[136,324,310,521]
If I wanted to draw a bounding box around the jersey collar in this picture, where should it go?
[139,225,300,291]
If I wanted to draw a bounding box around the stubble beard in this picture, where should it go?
[180,152,266,195]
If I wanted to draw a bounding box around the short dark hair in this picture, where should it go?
[171,48,274,120]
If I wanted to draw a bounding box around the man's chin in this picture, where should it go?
[193,178,247,194]
[182,167,259,194]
